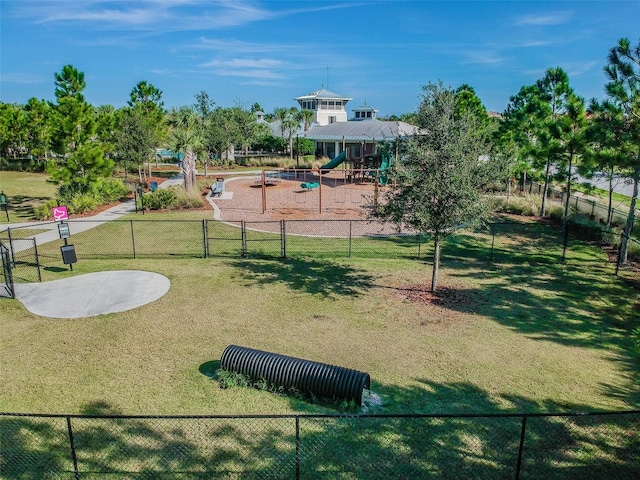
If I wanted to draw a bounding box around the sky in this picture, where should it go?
[1,0,638,117]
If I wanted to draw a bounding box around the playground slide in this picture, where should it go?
[320,151,347,170]
[378,153,393,186]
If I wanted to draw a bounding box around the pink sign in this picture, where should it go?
[52,206,69,221]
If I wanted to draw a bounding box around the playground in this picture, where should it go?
[210,152,394,223]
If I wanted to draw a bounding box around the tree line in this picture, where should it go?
[374,37,639,286]
[0,69,314,187]
[0,38,638,266]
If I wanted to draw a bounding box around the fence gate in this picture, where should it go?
[0,240,14,298]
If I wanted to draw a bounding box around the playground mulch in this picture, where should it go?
[210,174,408,237]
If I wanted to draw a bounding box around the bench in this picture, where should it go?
[210,184,223,197]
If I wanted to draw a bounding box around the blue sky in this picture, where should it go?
[1,0,638,116]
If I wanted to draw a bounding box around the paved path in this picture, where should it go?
[1,174,186,251]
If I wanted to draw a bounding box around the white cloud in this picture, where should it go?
[463,50,505,65]
[213,68,284,80]
[515,11,573,26]
[565,61,600,78]
[11,0,361,33]
[199,58,286,69]
[0,72,46,84]
[13,0,275,31]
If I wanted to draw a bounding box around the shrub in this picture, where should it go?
[33,199,59,220]
[566,213,614,244]
[174,188,204,209]
[546,205,565,222]
[91,178,129,203]
[495,195,541,216]
[70,194,98,214]
[142,188,177,210]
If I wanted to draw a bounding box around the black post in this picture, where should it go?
[66,416,80,480]
[295,416,301,480]
[281,219,286,259]
[130,220,136,259]
[33,240,42,282]
[202,219,208,258]
[241,220,247,258]
[515,415,528,480]
[140,185,145,215]
[7,227,16,265]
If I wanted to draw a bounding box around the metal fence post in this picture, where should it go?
[417,232,422,259]
[130,220,136,259]
[241,220,247,258]
[66,416,80,480]
[202,219,208,258]
[295,416,301,480]
[515,415,527,480]
[7,227,16,265]
[33,239,41,282]
[281,220,286,259]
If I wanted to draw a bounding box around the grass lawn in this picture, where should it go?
[0,171,638,417]
[0,171,56,223]
[1,180,638,477]
[1,222,638,416]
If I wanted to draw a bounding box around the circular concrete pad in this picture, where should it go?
[13,270,170,319]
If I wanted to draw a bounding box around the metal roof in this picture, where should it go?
[302,120,419,141]
[294,88,352,102]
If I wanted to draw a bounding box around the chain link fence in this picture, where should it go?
[1,218,637,283]
[1,411,638,479]
[516,181,637,230]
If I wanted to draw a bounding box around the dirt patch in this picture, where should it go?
[396,283,480,312]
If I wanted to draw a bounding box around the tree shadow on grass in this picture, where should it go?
[230,257,375,298]
[2,382,637,479]
[404,231,640,408]
[0,194,51,221]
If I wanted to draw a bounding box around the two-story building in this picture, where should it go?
[292,88,418,168]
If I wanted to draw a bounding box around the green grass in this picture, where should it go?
[0,171,57,222]
[1,217,638,416]
[1,196,639,478]
[574,180,635,210]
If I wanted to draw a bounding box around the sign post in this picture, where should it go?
[52,206,76,270]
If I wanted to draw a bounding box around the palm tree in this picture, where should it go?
[282,109,301,158]
[167,106,202,192]
[296,109,315,131]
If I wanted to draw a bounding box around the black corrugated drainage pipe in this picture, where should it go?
[220,345,371,406]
